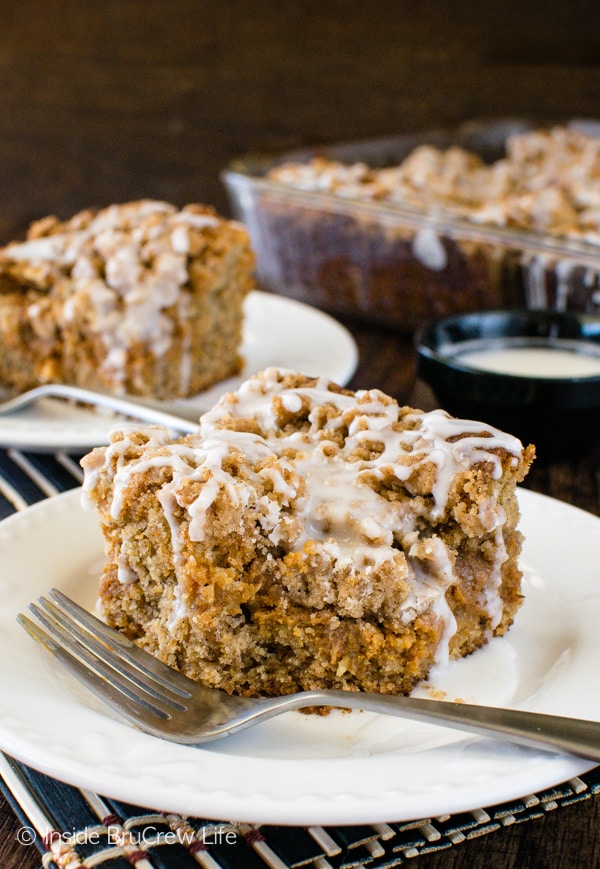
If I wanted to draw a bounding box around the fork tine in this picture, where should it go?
[30,599,188,715]
[18,612,175,728]
[0,383,198,433]
[46,589,193,697]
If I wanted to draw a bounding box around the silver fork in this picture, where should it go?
[18,589,600,757]
[0,384,198,434]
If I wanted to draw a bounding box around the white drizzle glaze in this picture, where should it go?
[83,368,524,661]
[407,537,457,666]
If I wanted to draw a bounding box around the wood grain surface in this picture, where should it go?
[0,2,599,866]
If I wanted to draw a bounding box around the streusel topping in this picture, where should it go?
[268,126,600,245]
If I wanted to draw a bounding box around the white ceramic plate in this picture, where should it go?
[0,291,358,452]
[0,488,598,825]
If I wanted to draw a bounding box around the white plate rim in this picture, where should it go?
[0,291,358,452]
[0,487,598,825]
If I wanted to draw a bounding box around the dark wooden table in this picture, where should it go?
[1,2,600,864]
[0,318,598,869]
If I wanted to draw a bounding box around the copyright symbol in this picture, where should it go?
[17,825,37,846]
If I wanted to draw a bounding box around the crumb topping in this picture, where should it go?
[268,126,600,245]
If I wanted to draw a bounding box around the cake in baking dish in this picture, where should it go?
[240,125,600,328]
[267,125,600,242]
[0,199,254,399]
[81,368,535,698]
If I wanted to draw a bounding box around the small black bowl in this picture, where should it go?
[415,309,600,460]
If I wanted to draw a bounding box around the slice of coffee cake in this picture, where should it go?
[0,199,254,399]
[81,368,534,697]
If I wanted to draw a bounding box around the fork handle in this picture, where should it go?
[267,691,600,762]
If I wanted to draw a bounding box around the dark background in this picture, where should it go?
[1,0,600,241]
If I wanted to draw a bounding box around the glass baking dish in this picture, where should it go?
[222,118,600,331]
